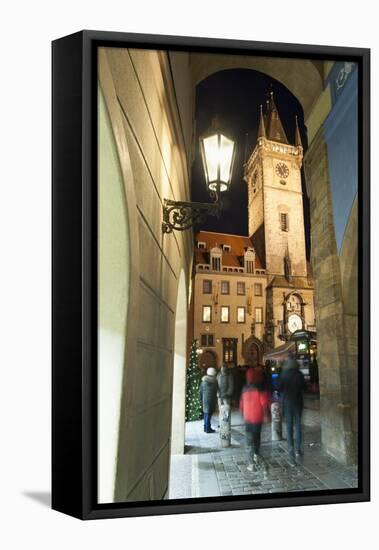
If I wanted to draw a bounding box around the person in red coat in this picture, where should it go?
[240,366,271,472]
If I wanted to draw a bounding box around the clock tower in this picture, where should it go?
[244,94,315,347]
[244,93,307,278]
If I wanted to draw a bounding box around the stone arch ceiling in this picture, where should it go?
[190,53,323,118]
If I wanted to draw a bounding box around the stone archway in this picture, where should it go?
[190,54,323,118]
[193,57,360,467]
[98,85,130,504]
[242,336,264,367]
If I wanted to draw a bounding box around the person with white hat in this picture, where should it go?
[199,367,218,433]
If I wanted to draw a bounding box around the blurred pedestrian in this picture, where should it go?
[240,366,270,474]
[262,362,273,394]
[233,366,246,406]
[199,367,218,433]
[310,356,319,393]
[278,352,307,465]
[217,364,234,408]
[217,364,234,446]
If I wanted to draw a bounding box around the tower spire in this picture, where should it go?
[258,104,266,138]
[269,90,275,110]
[295,115,303,148]
[266,91,289,144]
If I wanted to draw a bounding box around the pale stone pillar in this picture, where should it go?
[304,129,356,465]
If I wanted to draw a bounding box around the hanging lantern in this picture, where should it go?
[200,128,236,195]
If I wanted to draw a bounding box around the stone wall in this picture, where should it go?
[263,155,307,277]
[304,130,356,464]
[304,62,358,465]
[340,196,358,439]
[245,141,307,278]
[98,47,193,502]
[248,185,264,238]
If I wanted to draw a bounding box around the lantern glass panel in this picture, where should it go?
[220,134,234,183]
[202,134,218,183]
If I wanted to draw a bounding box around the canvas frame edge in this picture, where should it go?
[52,29,370,520]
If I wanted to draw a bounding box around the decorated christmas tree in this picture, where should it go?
[185,340,203,421]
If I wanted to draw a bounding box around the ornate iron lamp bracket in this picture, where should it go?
[162,197,222,233]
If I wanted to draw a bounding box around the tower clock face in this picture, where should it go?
[287,314,302,333]
[275,162,289,179]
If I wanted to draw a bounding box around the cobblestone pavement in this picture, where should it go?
[169,397,358,499]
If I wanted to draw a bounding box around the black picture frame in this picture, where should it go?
[52,30,370,520]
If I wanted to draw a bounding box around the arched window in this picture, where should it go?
[244,247,256,274]
[210,245,222,271]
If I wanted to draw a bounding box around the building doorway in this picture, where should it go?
[242,336,263,367]
[222,338,237,366]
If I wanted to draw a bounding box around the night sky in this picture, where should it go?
[191,69,310,259]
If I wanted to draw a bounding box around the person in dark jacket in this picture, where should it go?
[217,364,234,408]
[217,364,234,445]
[278,352,307,465]
[240,367,270,473]
[199,367,218,433]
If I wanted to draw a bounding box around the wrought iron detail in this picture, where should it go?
[162,198,222,233]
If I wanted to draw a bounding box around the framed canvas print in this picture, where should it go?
[52,30,370,520]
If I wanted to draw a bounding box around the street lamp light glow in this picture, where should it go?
[200,130,236,195]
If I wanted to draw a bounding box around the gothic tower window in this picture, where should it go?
[280,212,289,232]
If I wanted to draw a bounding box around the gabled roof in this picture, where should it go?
[194,231,263,269]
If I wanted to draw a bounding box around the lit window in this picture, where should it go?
[202,306,212,323]
[203,280,212,294]
[255,307,263,323]
[237,307,246,323]
[254,283,262,296]
[280,213,289,232]
[221,281,230,294]
[237,282,245,295]
[221,306,229,323]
